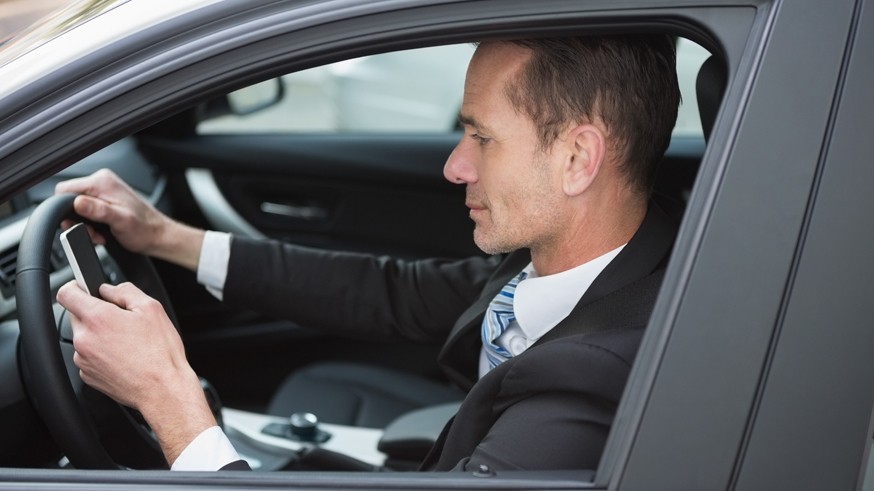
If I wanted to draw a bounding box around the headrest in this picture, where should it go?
[696,56,728,141]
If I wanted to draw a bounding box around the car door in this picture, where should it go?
[12,0,869,488]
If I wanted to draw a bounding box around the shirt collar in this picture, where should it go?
[514,244,626,342]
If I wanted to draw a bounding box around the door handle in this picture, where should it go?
[260,202,329,221]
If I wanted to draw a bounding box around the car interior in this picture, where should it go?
[0,35,724,472]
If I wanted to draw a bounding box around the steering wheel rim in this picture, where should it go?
[17,194,179,469]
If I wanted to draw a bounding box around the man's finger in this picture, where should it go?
[97,282,149,311]
[73,195,112,223]
[54,174,95,196]
[56,280,104,319]
[60,218,77,231]
[55,168,123,196]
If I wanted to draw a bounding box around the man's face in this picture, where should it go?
[444,42,565,255]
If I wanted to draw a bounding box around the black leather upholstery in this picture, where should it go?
[696,55,728,141]
[267,362,464,428]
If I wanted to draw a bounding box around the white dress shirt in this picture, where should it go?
[477,245,624,378]
[196,231,232,300]
[178,232,624,470]
[171,426,241,471]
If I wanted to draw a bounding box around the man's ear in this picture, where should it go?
[561,123,606,197]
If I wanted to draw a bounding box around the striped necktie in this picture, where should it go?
[481,271,528,370]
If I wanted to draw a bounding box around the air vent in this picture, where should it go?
[0,234,69,299]
[0,247,17,297]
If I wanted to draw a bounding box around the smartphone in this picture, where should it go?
[60,223,107,298]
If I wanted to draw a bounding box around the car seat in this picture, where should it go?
[266,361,463,428]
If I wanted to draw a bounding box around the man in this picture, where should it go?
[55,34,680,471]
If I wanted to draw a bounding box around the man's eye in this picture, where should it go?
[470,134,491,145]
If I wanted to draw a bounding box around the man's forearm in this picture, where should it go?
[148,221,205,272]
[141,366,217,466]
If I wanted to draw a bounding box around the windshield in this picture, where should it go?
[0,0,128,67]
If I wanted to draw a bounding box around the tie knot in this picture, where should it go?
[496,271,526,305]
[508,271,527,289]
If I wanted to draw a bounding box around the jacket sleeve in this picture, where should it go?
[459,391,614,471]
[221,237,500,344]
[431,328,644,471]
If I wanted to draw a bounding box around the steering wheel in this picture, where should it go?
[16,194,180,469]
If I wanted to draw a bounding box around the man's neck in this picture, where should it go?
[530,200,647,277]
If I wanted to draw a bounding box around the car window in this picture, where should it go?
[197,39,710,137]
[197,44,474,134]
[673,38,710,137]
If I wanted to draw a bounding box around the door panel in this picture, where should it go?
[136,132,477,410]
[138,133,480,259]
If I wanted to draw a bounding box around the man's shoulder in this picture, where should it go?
[525,327,645,374]
[493,327,646,405]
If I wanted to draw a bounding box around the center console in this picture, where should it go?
[222,402,461,471]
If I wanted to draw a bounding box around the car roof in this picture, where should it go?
[0,0,221,96]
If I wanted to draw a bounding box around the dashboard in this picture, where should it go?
[0,139,163,316]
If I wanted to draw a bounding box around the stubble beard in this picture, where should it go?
[468,149,560,255]
[473,223,515,255]
[470,196,544,256]
[468,192,511,254]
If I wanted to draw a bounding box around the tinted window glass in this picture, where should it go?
[198,40,709,137]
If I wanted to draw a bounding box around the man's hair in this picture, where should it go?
[505,35,681,195]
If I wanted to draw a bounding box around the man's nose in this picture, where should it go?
[444,140,477,184]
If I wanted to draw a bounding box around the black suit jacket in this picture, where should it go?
[223,203,676,471]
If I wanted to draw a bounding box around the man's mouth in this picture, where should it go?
[466,201,487,214]
[466,203,488,222]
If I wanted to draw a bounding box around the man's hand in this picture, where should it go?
[56,280,217,465]
[55,169,205,271]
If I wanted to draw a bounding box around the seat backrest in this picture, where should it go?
[696,55,728,141]
[651,54,727,218]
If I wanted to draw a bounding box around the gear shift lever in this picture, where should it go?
[289,412,318,440]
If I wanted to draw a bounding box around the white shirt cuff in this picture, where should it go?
[197,231,231,301]
[170,426,241,471]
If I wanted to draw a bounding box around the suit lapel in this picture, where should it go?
[579,202,676,306]
[438,250,531,389]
